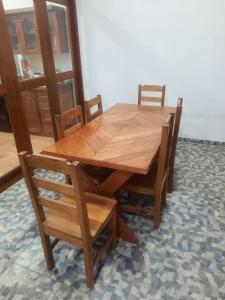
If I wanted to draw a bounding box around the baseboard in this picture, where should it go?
[178,137,225,146]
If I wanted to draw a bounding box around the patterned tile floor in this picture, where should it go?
[0,140,225,299]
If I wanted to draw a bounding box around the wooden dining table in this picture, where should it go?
[43,103,177,244]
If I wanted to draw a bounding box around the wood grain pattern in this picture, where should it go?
[44,104,176,175]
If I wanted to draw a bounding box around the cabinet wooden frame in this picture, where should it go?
[0,85,6,96]
[0,0,32,154]
[18,71,75,92]
[0,0,84,191]
[0,166,22,193]
[0,0,32,188]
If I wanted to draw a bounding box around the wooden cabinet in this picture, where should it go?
[36,89,54,137]
[6,12,40,54]
[6,7,68,54]
[22,91,42,134]
[22,81,75,137]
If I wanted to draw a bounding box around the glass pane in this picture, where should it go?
[22,18,37,51]
[0,96,20,176]
[3,0,44,80]
[57,79,76,114]
[47,2,73,72]
[7,18,21,52]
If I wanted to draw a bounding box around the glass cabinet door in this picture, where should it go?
[7,17,21,53]
[47,3,73,72]
[3,0,44,80]
[48,12,58,52]
[21,16,38,52]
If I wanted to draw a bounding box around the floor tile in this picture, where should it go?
[0,140,225,298]
[0,263,61,300]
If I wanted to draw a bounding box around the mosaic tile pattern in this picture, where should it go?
[0,140,225,299]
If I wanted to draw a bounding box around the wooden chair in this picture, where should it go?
[84,95,103,123]
[55,106,84,139]
[168,98,183,193]
[121,114,174,229]
[138,84,166,106]
[55,104,111,185]
[19,152,117,288]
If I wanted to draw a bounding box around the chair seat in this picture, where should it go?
[43,192,116,239]
[124,164,157,195]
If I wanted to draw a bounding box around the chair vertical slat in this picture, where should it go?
[168,98,183,192]
[19,152,46,223]
[18,151,55,270]
[155,116,171,195]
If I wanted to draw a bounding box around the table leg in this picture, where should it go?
[118,215,139,244]
[98,169,139,244]
[98,170,132,197]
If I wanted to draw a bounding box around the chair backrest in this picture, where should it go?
[171,98,183,157]
[55,106,84,139]
[84,95,103,123]
[19,152,91,240]
[155,113,174,193]
[138,84,166,106]
[167,98,183,190]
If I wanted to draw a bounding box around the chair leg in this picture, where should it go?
[83,246,94,288]
[168,165,174,193]
[110,209,118,249]
[161,184,167,207]
[153,195,161,229]
[39,230,55,270]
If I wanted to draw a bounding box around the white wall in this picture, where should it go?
[76,0,225,142]
[3,0,33,9]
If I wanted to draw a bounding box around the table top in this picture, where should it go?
[43,103,176,175]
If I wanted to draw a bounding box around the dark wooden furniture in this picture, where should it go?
[19,152,117,288]
[44,103,176,176]
[22,81,74,136]
[55,106,83,139]
[43,103,178,244]
[6,6,68,54]
[84,95,103,123]
[138,84,166,106]
[0,0,84,192]
[121,114,174,229]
